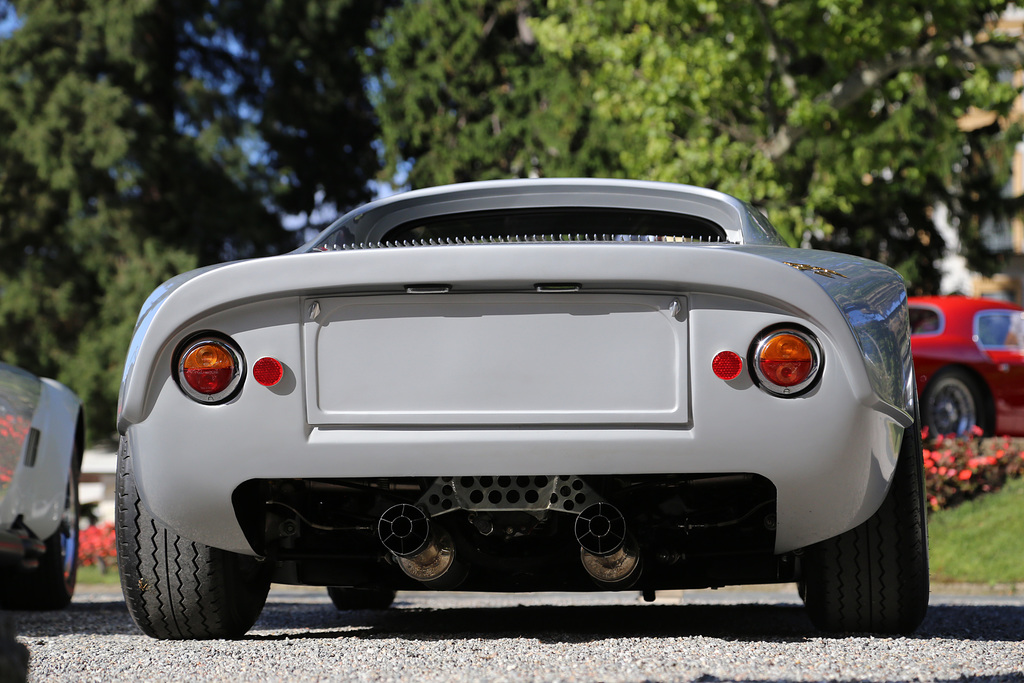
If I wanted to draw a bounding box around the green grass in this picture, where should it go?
[76,564,120,585]
[928,476,1024,584]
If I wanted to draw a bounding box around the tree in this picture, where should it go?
[364,0,627,188]
[529,0,1024,291]
[0,0,381,439]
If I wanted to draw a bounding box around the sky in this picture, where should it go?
[0,6,20,40]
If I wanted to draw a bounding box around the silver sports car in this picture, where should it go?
[116,179,928,638]
[0,363,83,609]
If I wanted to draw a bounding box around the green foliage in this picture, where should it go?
[0,0,381,439]
[364,0,627,187]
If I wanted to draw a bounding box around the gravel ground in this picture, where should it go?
[7,584,1024,682]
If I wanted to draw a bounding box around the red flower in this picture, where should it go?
[79,523,117,568]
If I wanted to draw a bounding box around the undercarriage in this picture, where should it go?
[231,473,794,593]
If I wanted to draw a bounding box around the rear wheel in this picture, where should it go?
[922,368,986,436]
[800,409,929,634]
[116,438,271,639]
[327,586,396,611]
[0,460,80,610]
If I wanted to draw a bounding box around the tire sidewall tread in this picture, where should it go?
[802,415,930,634]
[115,437,270,639]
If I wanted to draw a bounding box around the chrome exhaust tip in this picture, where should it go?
[377,504,467,589]
[378,504,431,557]
[575,502,641,588]
[575,502,626,555]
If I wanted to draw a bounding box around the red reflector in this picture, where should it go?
[253,357,284,387]
[712,351,743,380]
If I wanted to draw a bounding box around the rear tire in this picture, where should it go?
[800,409,929,634]
[327,586,396,611]
[0,460,80,610]
[116,437,271,639]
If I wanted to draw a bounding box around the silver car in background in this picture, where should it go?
[0,363,83,609]
[116,179,929,638]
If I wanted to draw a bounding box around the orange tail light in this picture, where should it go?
[177,337,244,403]
[753,329,821,396]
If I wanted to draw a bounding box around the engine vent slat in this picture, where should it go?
[315,233,733,252]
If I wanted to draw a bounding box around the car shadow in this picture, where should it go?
[249,599,1024,644]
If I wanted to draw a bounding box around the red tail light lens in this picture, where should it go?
[753,329,821,396]
[177,338,244,403]
[183,344,234,393]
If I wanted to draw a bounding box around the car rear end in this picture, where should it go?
[117,180,926,637]
[119,240,910,584]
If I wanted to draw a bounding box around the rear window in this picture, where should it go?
[312,208,731,250]
[909,307,942,335]
[975,311,1024,350]
[383,208,728,244]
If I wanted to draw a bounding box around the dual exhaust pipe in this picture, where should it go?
[378,500,640,588]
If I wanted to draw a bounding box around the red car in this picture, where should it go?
[910,295,1024,436]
